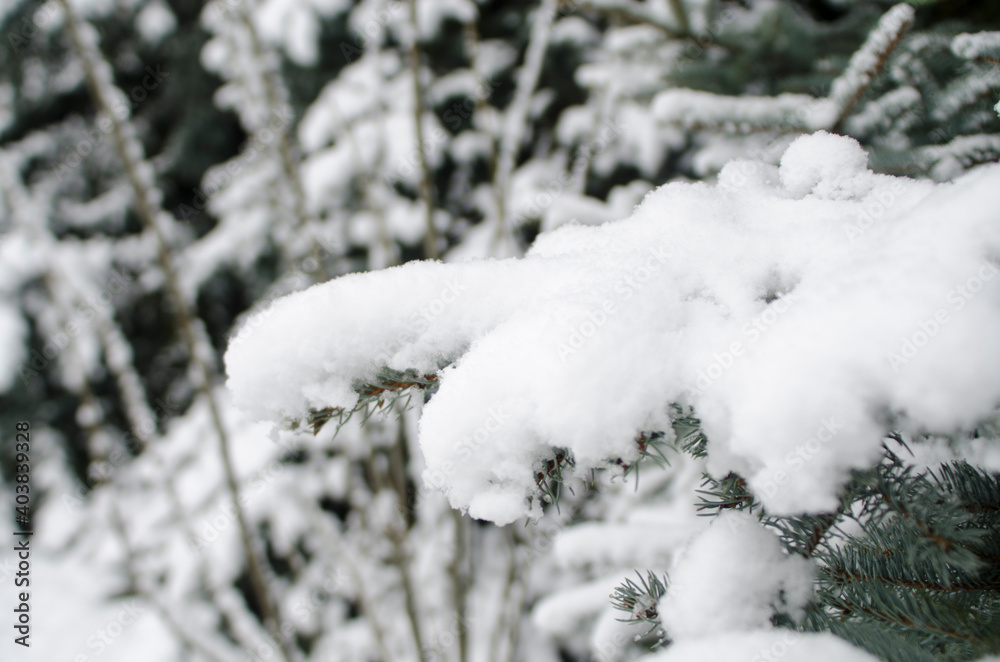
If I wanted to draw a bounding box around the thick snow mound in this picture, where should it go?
[779,130,871,199]
[226,132,1000,524]
[658,512,813,638]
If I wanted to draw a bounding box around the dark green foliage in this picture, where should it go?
[669,405,708,459]
[533,447,575,512]
[654,0,1000,179]
[696,471,756,515]
[804,452,1000,662]
[615,420,1000,662]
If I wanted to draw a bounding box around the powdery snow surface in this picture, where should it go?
[658,512,813,638]
[0,553,178,662]
[226,132,1000,524]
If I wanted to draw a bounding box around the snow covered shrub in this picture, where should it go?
[227,132,1000,660]
[5,0,1000,659]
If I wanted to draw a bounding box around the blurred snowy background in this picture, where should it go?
[1,0,999,660]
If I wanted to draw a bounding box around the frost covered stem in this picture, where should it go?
[569,79,617,194]
[329,96,397,267]
[489,528,524,661]
[449,509,470,662]
[231,5,325,276]
[408,0,440,260]
[390,421,429,660]
[109,504,236,662]
[830,4,915,131]
[1,164,150,458]
[293,491,396,662]
[57,4,294,661]
[391,526,429,662]
[494,0,559,254]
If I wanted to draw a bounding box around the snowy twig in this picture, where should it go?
[489,528,524,662]
[829,3,915,130]
[291,491,396,662]
[610,571,670,647]
[449,509,470,662]
[654,4,915,136]
[952,32,1000,65]
[109,503,240,662]
[408,0,440,260]
[55,4,296,661]
[654,89,830,133]
[223,1,327,277]
[493,0,560,256]
[328,94,398,267]
[387,420,430,661]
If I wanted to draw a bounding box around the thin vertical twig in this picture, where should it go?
[389,419,429,661]
[235,9,329,278]
[493,0,559,256]
[489,527,522,662]
[55,5,295,661]
[408,0,440,260]
[328,95,397,268]
[292,491,396,662]
[449,509,470,662]
[110,504,239,662]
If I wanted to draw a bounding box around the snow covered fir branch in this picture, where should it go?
[227,130,1000,661]
[3,0,1000,661]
